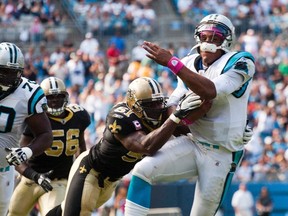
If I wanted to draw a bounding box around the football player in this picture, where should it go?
[0,42,53,216]
[124,14,255,216]
[46,77,210,216]
[8,77,90,216]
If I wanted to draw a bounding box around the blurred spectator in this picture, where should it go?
[51,8,63,26]
[67,50,85,89]
[137,57,155,78]
[176,0,193,17]
[49,45,65,65]
[30,17,45,43]
[24,45,37,64]
[133,3,156,38]
[177,41,190,59]
[256,186,273,216]
[278,57,288,76]
[234,159,253,183]
[49,56,69,82]
[239,29,261,58]
[86,3,101,36]
[23,63,37,81]
[81,52,93,83]
[232,183,254,216]
[113,184,128,216]
[130,40,146,62]
[252,157,270,182]
[106,42,121,67]
[108,30,126,54]
[79,32,100,58]
[106,41,129,79]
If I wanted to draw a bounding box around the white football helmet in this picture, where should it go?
[190,14,235,53]
[40,77,69,116]
[126,77,167,128]
[0,42,24,99]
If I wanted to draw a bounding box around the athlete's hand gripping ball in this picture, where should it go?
[170,93,202,124]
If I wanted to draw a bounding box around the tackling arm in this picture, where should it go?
[116,95,211,156]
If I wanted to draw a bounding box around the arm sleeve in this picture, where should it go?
[213,71,245,97]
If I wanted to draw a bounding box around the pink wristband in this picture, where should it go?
[167,57,184,75]
[181,118,194,125]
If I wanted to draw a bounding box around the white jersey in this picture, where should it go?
[169,51,255,152]
[0,77,47,167]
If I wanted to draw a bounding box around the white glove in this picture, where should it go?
[5,147,33,166]
[170,92,202,124]
[243,125,253,145]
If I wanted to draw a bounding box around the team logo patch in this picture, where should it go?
[109,120,122,133]
[171,59,179,66]
[133,120,142,130]
[79,165,87,173]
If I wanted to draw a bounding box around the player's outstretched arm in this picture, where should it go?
[142,41,216,100]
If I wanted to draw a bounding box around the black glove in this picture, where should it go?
[23,168,53,192]
[171,93,202,123]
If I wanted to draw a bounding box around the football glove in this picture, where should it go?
[23,168,53,192]
[5,147,33,166]
[243,125,253,145]
[35,170,53,192]
[170,93,202,124]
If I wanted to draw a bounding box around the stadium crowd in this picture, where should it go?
[0,0,288,215]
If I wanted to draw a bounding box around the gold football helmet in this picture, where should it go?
[40,77,69,116]
[126,77,167,128]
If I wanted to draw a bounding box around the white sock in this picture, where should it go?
[124,199,149,216]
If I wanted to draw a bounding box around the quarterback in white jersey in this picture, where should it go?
[125,14,255,216]
[0,42,52,216]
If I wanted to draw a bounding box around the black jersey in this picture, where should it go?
[25,104,91,180]
[89,102,156,179]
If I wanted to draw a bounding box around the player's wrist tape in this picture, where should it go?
[23,167,38,182]
[181,118,194,125]
[167,57,184,75]
[22,147,33,159]
[169,113,181,124]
